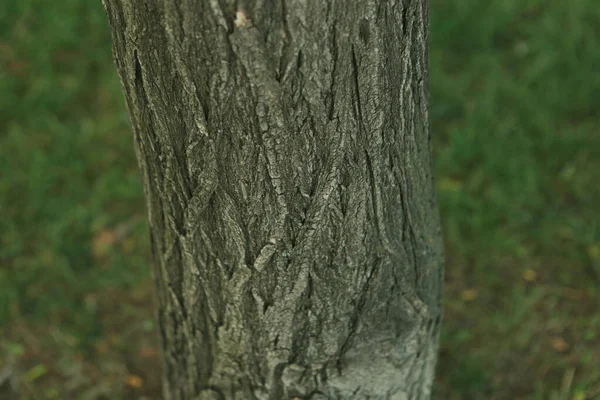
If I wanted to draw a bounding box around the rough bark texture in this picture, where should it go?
[103,0,444,399]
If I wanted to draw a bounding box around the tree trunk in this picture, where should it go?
[103,0,444,398]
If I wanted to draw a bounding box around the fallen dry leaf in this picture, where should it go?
[439,177,463,192]
[561,287,585,301]
[460,289,478,302]
[551,336,569,353]
[92,218,139,258]
[92,229,116,258]
[140,346,158,358]
[522,269,538,282]
[95,341,109,354]
[126,374,143,388]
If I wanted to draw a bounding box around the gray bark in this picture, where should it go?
[103,0,444,399]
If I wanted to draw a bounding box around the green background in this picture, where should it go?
[1,1,599,399]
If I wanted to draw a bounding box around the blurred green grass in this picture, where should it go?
[1,0,599,399]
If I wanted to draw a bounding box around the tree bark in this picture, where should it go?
[103,0,444,398]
